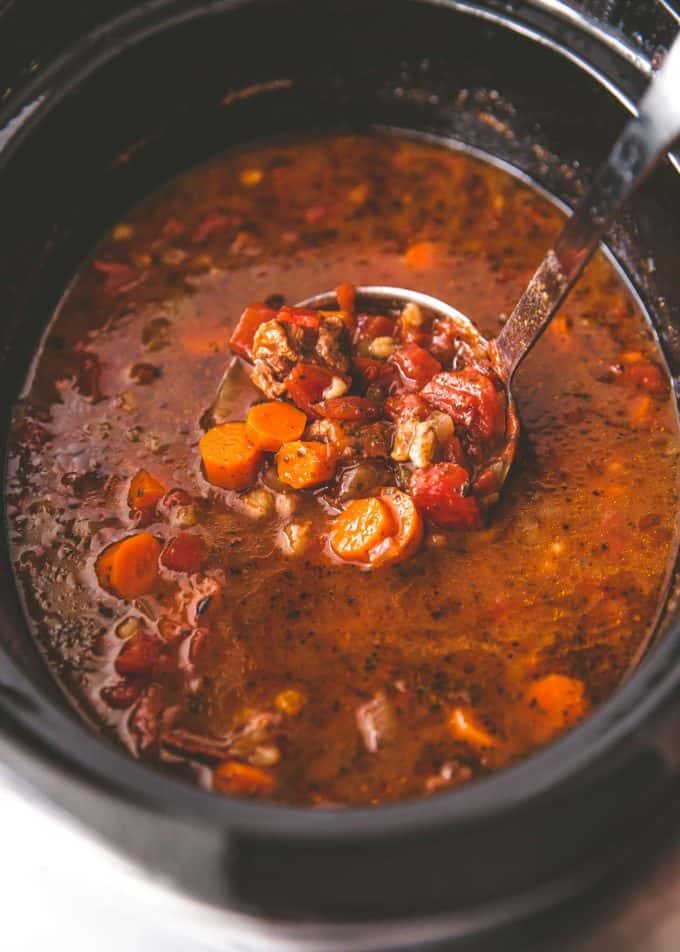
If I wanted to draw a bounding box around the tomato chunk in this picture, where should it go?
[355,314,395,343]
[383,392,429,422]
[285,363,337,414]
[101,678,147,709]
[229,304,277,360]
[422,368,503,440]
[115,630,161,677]
[391,343,441,390]
[411,463,482,530]
[319,396,382,422]
[160,533,206,573]
[276,306,321,329]
[353,357,398,389]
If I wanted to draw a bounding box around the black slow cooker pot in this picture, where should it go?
[1,1,679,949]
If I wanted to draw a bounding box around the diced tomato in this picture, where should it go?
[101,677,147,709]
[285,363,336,415]
[391,343,441,390]
[160,533,206,573]
[319,396,383,422]
[114,631,162,677]
[411,463,482,530]
[276,306,321,329]
[443,434,467,466]
[353,357,397,389]
[422,368,503,440]
[229,304,277,360]
[336,281,356,314]
[623,359,667,396]
[355,314,395,343]
[383,392,429,421]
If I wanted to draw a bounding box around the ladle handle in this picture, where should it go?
[495,32,680,382]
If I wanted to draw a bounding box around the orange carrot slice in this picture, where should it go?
[246,401,307,451]
[330,497,396,562]
[276,441,336,489]
[127,469,166,511]
[96,532,161,600]
[370,487,424,567]
[200,422,262,490]
[213,760,275,797]
[525,674,587,744]
[335,280,356,315]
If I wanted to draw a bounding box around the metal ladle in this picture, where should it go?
[296,33,680,502]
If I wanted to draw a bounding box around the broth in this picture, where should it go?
[7,134,679,805]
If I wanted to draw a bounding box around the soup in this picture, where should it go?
[7,134,679,806]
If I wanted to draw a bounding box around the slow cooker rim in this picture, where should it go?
[1,0,679,841]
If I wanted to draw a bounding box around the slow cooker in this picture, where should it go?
[0,1,679,949]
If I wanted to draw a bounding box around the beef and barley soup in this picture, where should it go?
[7,134,679,805]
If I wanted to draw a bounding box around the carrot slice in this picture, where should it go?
[128,469,166,512]
[276,440,336,489]
[335,281,356,315]
[96,532,161,600]
[246,401,307,451]
[213,760,275,797]
[330,497,396,562]
[370,487,424,567]
[449,706,497,749]
[200,422,262,490]
[525,674,587,744]
[404,240,446,270]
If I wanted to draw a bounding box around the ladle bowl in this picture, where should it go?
[298,284,520,506]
